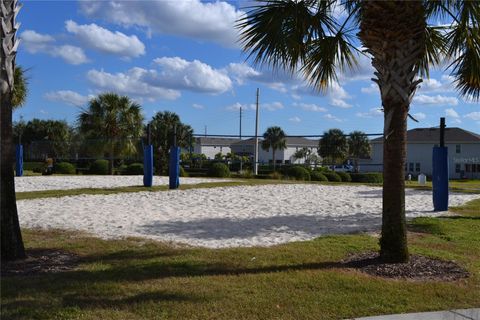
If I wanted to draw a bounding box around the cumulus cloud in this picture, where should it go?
[289,116,301,123]
[262,102,284,111]
[20,30,88,65]
[412,112,426,120]
[225,101,282,112]
[79,0,245,48]
[356,108,383,118]
[87,68,181,101]
[360,83,378,94]
[324,113,343,122]
[44,90,93,107]
[413,94,458,106]
[464,112,480,121]
[293,102,327,112]
[225,102,255,112]
[445,108,460,118]
[192,103,204,110]
[65,20,145,58]
[417,75,456,93]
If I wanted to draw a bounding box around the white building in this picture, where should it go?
[193,137,240,159]
[359,127,480,179]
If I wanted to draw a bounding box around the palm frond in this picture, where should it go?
[416,26,448,78]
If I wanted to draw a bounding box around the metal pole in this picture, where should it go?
[254,88,259,175]
[240,105,243,172]
[440,117,445,147]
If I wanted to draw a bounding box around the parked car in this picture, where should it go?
[330,164,354,172]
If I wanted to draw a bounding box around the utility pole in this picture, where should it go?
[239,105,243,171]
[204,125,207,137]
[254,88,260,175]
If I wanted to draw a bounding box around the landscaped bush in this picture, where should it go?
[287,166,311,181]
[323,172,342,182]
[55,162,76,174]
[89,159,109,175]
[179,166,188,177]
[207,162,230,178]
[268,171,282,180]
[350,173,383,183]
[238,170,253,179]
[336,172,352,182]
[24,162,44,172]
[311,171,328,182]
[124,163,144,175]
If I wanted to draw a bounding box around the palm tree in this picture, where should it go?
[348,131,371,173]
[78,93,144,175]
[12,66,28,110]
[319,129,348,165]
[1,0,25,261]
[238,1,479,262]
[293,147,311,164]
[261,126,286,170]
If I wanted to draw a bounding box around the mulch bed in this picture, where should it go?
[1,249,80,277]
[342,252,470,281]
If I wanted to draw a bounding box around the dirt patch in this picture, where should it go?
[343,252,469,281]
[1,249,80,277]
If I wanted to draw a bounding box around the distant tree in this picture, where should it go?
[78,93,144,174]
[214,152,223,160]
[293,147,311,164]
[348,131,371,173]
[261,126,286,170]
[319,129,348,165]
[149,111,193,175]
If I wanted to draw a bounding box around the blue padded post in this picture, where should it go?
[143,145,153,187]
[169,146,180,189]
[432,146,449,211]
[15,144,23,177]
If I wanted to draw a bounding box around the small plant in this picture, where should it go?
[287,166,311,181]
[311,171,328,182]
[179,166,189,177]
[268,171,282,180]
[124,163,144,175]
[323,172,342,182]
[55,162,76,174]
[350,173,383,183]
[89,159,109,175]
[238,170,253,179]
[207,162,230,178]
[336,172,352,182]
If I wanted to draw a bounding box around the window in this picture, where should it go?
[409,162,414,172]
[285,160,291,164]
[466,164,471,172]
[455,164,461,173]
[415,163,421,172]
[456,144,461,154]
[473,164,477,173]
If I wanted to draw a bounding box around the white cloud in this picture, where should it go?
[65,20,145,58]
[225,101,282,112]
[20,30,88,65]
[293,102,327,112]
[262,102,284,111]
[360,83,378,94]
[87,68,181,101]
[192,103,204,110]
[412,112,426,120]
[225,102,255,112]
[226,63,261,85]
[44,90,93,107]
[289,116,301,123]
[464,112,480,121]
[413,94,458,106]
[445,108,460,118]
[330,98,353,109]
[79,0,245,48]
[324,113,343,122]
[356,108,383,118]
[151,57,232,94]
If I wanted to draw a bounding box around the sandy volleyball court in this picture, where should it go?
[17,184,479,248]
[15,175,231,192]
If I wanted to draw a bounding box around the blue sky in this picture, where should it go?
[15,0,480,136]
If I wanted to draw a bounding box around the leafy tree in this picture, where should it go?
[261,126,286,170]
[149,111,193,175]
[1,0,26,261]
[238,1,479,262]
[78,93,144,174]
[319,129,348,165]
[348,131,371,173]
[214,152,224,160]
[293,147,311,164]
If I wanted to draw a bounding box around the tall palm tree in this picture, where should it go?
[348,131,371,173]
[319,128,348,165]
[238,1,479,262]
[262,126,286,170]
[78,93,144,175]
[1,0,25,261]
[12,66,28,110]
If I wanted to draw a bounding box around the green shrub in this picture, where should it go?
[311,171,328,182]
[287,166,311,181]
[124,163,143,175]
[268,171,282,180]
[323,172,342,182]
[179,166,188,177]
[55,162,76,174]
[350,173,383,183]
[117,164,128,175]
[313,166,331,172]
[24,162,44,172]
[89,159,109,175]
[207,162,230,178]
[336,172,352,182]
[238,170,253,179]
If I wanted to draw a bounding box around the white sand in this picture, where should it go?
[15,175,231,192]
[17,184,479,248]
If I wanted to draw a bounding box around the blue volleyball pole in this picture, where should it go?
[143,124,153,187]
[15,144,23,177]
[432,118,449,211]
[169,146,180,189]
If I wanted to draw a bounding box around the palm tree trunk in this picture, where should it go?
[359,1,426,262]
[109,142,114,175]
[1,0,26,261]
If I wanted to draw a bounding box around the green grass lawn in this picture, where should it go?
[2,199,480,320]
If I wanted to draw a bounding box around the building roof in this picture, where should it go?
[195,137,241,146]
[371,127,480,143]
[231,137,319,147]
